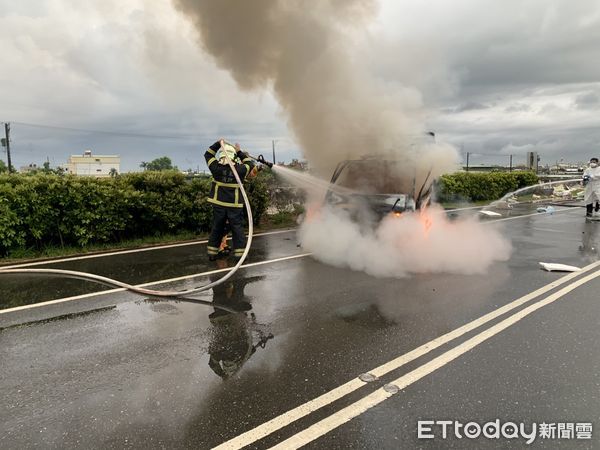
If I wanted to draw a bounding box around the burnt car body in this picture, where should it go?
[322,132,437,223]
[324,157,434,224]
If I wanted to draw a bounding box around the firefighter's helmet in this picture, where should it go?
[217,143,238,164]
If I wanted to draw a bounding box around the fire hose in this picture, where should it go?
[0,141,270,312]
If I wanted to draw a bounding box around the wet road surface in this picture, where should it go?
[1,205,599,449]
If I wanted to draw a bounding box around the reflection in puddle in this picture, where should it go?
[579,221,600,263]
[207,260,274,379]
[335,302,396,329]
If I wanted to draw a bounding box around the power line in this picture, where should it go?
[12,121,213,141]
[465,152,514,158]
[11,121,294,145]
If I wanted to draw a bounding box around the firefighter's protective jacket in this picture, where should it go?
[204,141,255,208]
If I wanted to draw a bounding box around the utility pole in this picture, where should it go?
[272,140,276,165]
[509,154,513,172]
[4,122,12,173]
[466,152,470,172]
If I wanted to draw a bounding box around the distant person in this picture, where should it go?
[583,157,600,218]
[204,140,255,261]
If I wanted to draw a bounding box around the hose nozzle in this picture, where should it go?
[257,154,274,168]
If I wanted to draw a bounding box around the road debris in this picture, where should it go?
[539,262,581,272]
[479,210,502,217]
[536,206,556,214]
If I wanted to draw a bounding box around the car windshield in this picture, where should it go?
[334,160,414,195]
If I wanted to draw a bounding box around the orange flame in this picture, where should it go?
[305,205,322,223]
[419,209,434,238]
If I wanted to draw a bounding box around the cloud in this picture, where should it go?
[374,0,600,163]
[447,101,491,113]
[498,143,536,156]
[0,0,292,170]
[376,1,600,85]
[1,0,599,171]
[504,103,531,113]
[575,91,600,109]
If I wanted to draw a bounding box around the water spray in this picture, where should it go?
[487,178,584,210]
[0,141,256,312]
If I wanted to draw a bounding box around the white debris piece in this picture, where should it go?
[536,206,555,214]
[539,262,581,272]
[479,210,502,217]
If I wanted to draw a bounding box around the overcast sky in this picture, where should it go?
[1,0,599,171]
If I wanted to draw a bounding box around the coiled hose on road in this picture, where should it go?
[0,142,254,312]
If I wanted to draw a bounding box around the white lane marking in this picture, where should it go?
[272,268,600,449]
[0,253,312,315]
[0,229,296,270]
[531,227,566,233]
[212,260,600,450]
[445,205,484,212]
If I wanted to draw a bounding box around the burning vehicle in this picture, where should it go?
[323,134,437,224]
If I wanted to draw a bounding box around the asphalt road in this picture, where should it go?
[1,205,599,449]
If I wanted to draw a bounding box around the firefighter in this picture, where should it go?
[205,140,255,261]
[583,157,600,218]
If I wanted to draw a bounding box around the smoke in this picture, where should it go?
[172,0,458,179]
[174,0,511,277]
[299,205,512,277]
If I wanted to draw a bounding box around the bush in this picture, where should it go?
[437,171,539,202]
[0,171,270,256]
[245,171,270,225]
[0,183,25,251]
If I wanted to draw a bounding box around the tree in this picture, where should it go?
[140,156,176,171]
[0,160,6,174]
[109,168,119,177]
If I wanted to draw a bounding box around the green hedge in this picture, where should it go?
[0,171,269,256]
[437,171,539,202]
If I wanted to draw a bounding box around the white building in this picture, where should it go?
[66,150,120,177]
[19,163,39,173]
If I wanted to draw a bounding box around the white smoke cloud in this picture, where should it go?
[171,0,511,277]
[299,205,511,277]
[171,0,461,179]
